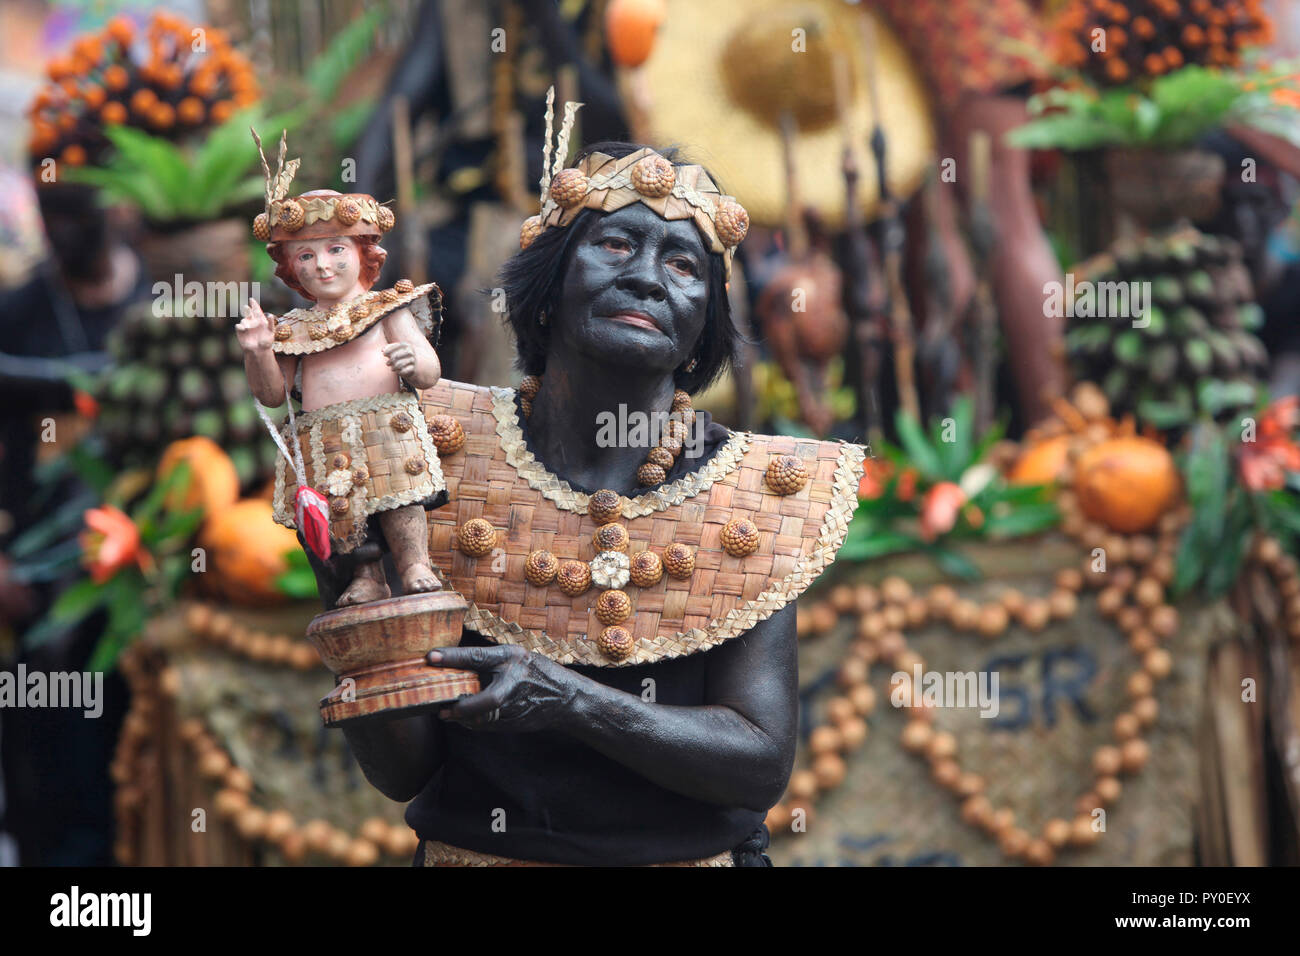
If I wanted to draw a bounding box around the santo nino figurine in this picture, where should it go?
[238,131,447,607]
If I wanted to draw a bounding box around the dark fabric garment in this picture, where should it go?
[405,400,772,865]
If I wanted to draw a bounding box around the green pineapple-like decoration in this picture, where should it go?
[95,299,283,489]
[1065,226,1267,432]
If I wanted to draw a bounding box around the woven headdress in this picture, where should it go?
[250,129,396,244]
[518,88,750,281]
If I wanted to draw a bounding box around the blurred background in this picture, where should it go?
[2,0,1300,867]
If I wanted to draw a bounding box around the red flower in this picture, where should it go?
[79,506,150,583]
[73,389,99,419]
[858,458,893,500]
[896,467,919,503]
[920,481,967,542]
[1239,397,1300,492]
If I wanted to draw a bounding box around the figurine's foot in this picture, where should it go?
[335,576,391,607]
[401,563,442,593]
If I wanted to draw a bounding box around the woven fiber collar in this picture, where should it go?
[270,282,441,355]
[420,379,867,667]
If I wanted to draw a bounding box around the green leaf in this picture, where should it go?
[304,7,384,105]
[7,492,95,558]
[894,410,943,479]
[330,98,377,149]
[1171,522,1206,597]
[982,502,1061,539]
[1204,495,1252,596]
[86,574,148,672]
[1183,424,1229,545]
[837,531,923,562]
[1132,96,1162,140]
[934,396,975,479]
[925,545,981,581]
[24,577,108,649]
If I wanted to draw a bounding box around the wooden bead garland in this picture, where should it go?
[112,626,417,866]
[769,498,1193,864]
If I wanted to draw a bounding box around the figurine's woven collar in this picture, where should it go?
[268,282,441,355]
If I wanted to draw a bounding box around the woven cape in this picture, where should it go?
[420,379,867,667]
[269,282,440,355]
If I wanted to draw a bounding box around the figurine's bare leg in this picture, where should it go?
[378,504,441,593]
[336,559,391,606]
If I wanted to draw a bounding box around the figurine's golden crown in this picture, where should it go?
[249,129,396,244]
[518,88,750,281]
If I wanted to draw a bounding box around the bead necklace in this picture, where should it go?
[517,375,698,487]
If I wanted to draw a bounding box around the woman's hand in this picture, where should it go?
[236,298,275,353]
[428,645,578,732]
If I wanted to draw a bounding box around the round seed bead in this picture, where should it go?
[597,625,635,661]
[765,455,809,495]
[720,517,760,557]
[595,589,632,626]
[557,560,592,596]
[662,543,695,579]
[588,489,624,525]
[592,523,630,553]
[637,463,667,486]
[457,519,496,557]
[628,550,664,588]
[525,550,559,586]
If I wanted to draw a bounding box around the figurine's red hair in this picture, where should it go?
[268,235,387,301]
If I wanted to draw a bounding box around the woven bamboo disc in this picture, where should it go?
[420,380,866,667]
[635,0,934,227]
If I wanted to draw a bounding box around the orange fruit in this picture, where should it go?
[157,436,240,520]
[606,0,666,68]
[1008,434,1071,485]
[197,499,302,606]
[1074,437,1179,534]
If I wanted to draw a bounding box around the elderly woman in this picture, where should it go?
[339,134,864,867]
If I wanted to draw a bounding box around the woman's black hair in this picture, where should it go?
[497,141,740,394]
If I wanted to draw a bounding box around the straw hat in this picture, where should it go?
[635,0,934,228]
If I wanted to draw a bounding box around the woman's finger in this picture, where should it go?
[429,645,517,672]
[441,682,508,722]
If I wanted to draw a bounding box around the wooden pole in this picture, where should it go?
[391,95,426,285]
[858,13,919,421]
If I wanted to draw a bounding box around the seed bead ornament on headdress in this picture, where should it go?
[518,87,750,281]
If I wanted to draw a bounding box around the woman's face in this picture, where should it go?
[552,203,710,376]
[286,236,361,300]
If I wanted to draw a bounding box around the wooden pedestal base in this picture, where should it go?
[306,590,481,727]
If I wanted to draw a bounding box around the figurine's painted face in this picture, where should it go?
[554,203,709,376]
[284,236,362,300]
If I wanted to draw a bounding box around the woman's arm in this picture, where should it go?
[340,710,444,803]
[429,605,799,811]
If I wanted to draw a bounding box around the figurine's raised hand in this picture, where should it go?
[236,298,275,353]
[382,341,417,379]
[427,645,577,732]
